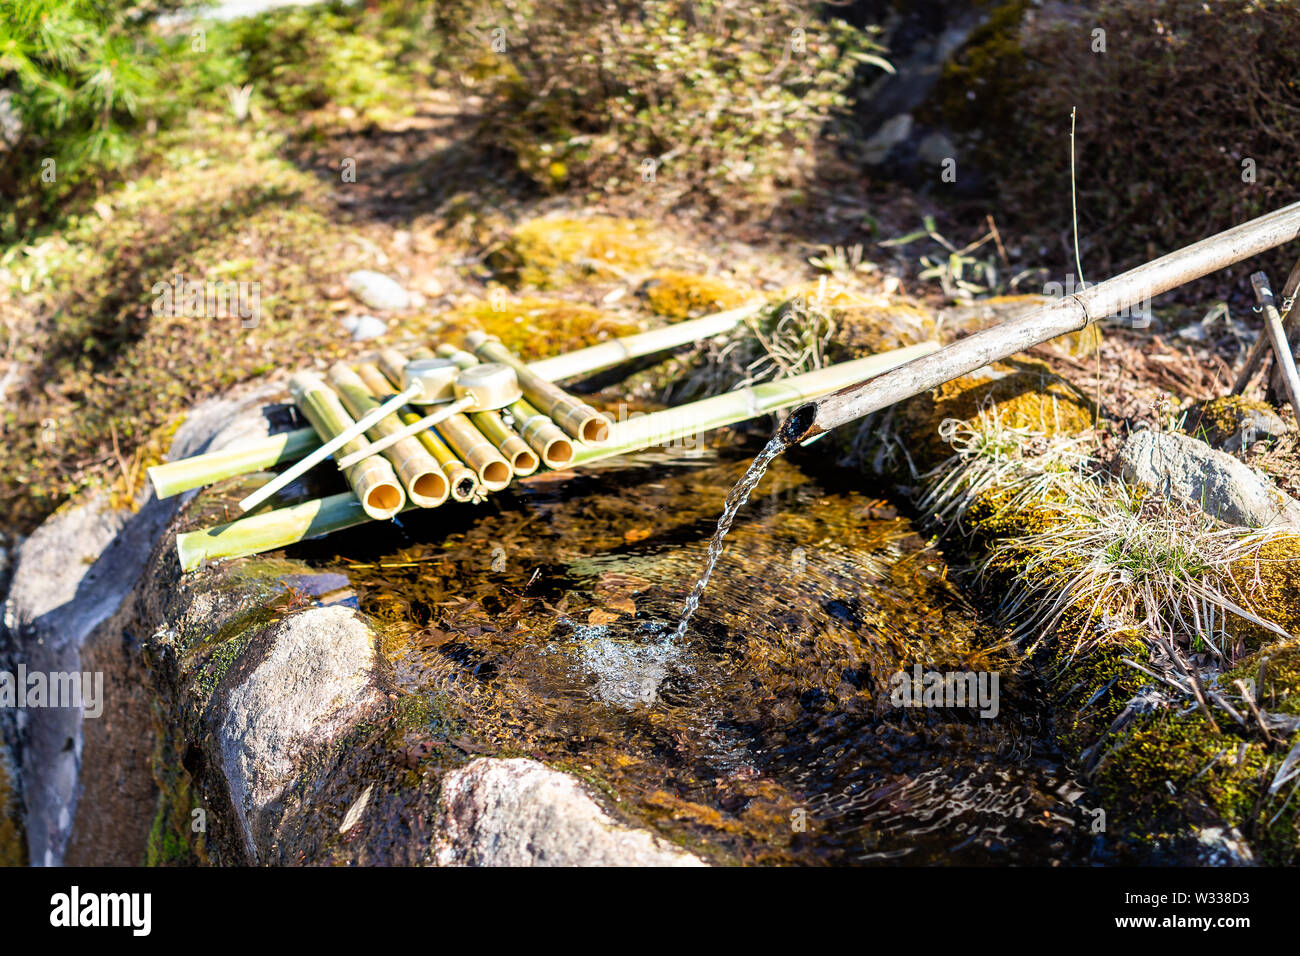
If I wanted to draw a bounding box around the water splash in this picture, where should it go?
[673,433,790,640]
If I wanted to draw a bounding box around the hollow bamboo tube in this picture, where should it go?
[436,412,513,491]
[786,201,1300,444]
[152,308,761,498]
[288,372,405,520]
[467,332,612,444]
[147,428,320,500]
[370,352,509,491]
[506,398,574,469]
[176,342,937,569]
[359,360,480,502]
[471,409,539,476]
[326,363,449,508]
[436,343,479,370]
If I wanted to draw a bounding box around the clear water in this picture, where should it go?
[673,434,789,641]
[297,446,1110,865]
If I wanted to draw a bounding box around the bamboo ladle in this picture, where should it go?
[335,359,522,468]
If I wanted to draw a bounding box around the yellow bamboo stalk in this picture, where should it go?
[327,362,449,508]
[370,351,509,491]
[358,361,480,502]
[506,398,574,469]
[466,332,613,444]
[471,409,539,476]
[289,372,405,520]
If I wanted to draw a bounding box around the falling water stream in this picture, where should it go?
[290,442,1112,865]
[672,433,790,640]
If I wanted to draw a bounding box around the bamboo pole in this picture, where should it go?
[371,350,512,490]
[507,398,574,469]
[147,428,320,500]
[150,306,762,498]
[784,201,1300,444]
[1232,251,1300,394]
[327,362,449,508]
[472,409,539,476]
[1250,272,1300,425]
[174,341,938,569]
[286,372,405,520]
[358,360,480,502]
[467,332,613,444]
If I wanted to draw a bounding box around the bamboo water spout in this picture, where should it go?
[781,201,1300,445]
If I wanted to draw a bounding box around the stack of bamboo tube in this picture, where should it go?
[148,304,940,569]
[271,339,616,517]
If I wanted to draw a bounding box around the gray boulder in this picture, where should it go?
[218,605,385,861]
[434,758,705,867]
[1119,429,1300,528]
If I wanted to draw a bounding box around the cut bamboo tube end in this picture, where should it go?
[466,332,614,445]
[360,360,482,502]
[508,398,574,469]
[327,362,449,509]
[289,371,406,520]
[472,409,539,477]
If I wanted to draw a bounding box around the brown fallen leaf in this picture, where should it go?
[588,609,620,626]
[624,527,652,542]
[606,596,637,615]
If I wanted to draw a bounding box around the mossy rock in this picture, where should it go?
[0,752,24,867]
[1088,705,1298,863]
[442,293,641,361]
[641,271,750,319]
[1184,395,1287,451]
[491,216,663,289]
[892,359,1096,473]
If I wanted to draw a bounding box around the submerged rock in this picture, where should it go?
[434,758,705,867]
[1119,429,1300,528]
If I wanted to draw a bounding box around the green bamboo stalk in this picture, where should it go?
[290,372,406,520]
[359,360,480,502]
[471,409,539,476]
[147,428,320,499]
[327,362,449,508]
[152,306,762,498]
[175,341,938,569]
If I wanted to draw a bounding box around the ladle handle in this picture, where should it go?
[238,379,423,513]
[335,395,475,468]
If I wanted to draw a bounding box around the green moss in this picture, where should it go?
[893,359,1096,472]
[443,293,640,360]
[642,271,750,319]
[491,216,663,289]
[1185,395,1279,447]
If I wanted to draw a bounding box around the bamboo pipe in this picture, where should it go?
[1250,272,1300,425]
[175,341,938,569]
[370,351,512,490]
[286,372,405,520]
[151,307,762,498]
[782,201,1300,445]
[425,346,562,470]
[147,428,320,500]
[359,360,480,502]
[471,409,539,476]
[507,398,574,469]
[237,376,424,513]
[466,332,612,444]
[326,363,449,508]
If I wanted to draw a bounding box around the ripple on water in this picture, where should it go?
[307,450,1099,865]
